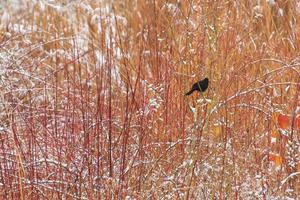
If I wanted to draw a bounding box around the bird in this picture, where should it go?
[185,77,209,96]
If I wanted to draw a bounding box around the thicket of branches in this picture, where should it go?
[0,0,299,199]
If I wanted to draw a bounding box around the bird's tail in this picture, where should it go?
[185,89,194,96]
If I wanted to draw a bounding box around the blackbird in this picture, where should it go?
[185,77,209,95]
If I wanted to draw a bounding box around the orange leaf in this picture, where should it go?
[269,153,282,166]
[271,130,279,143]
[278,113,289,129]
[295,115,300,130]
[271,130,280,139]
[275,155,282,166]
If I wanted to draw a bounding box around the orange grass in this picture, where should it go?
[0,0,299,199]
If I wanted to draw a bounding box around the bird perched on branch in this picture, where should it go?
[185,77,209,96]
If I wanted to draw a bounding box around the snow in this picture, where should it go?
[0,0,299,199]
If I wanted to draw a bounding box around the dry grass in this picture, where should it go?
[0,0,299,199]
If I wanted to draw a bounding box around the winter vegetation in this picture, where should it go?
[0,0,300,199]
